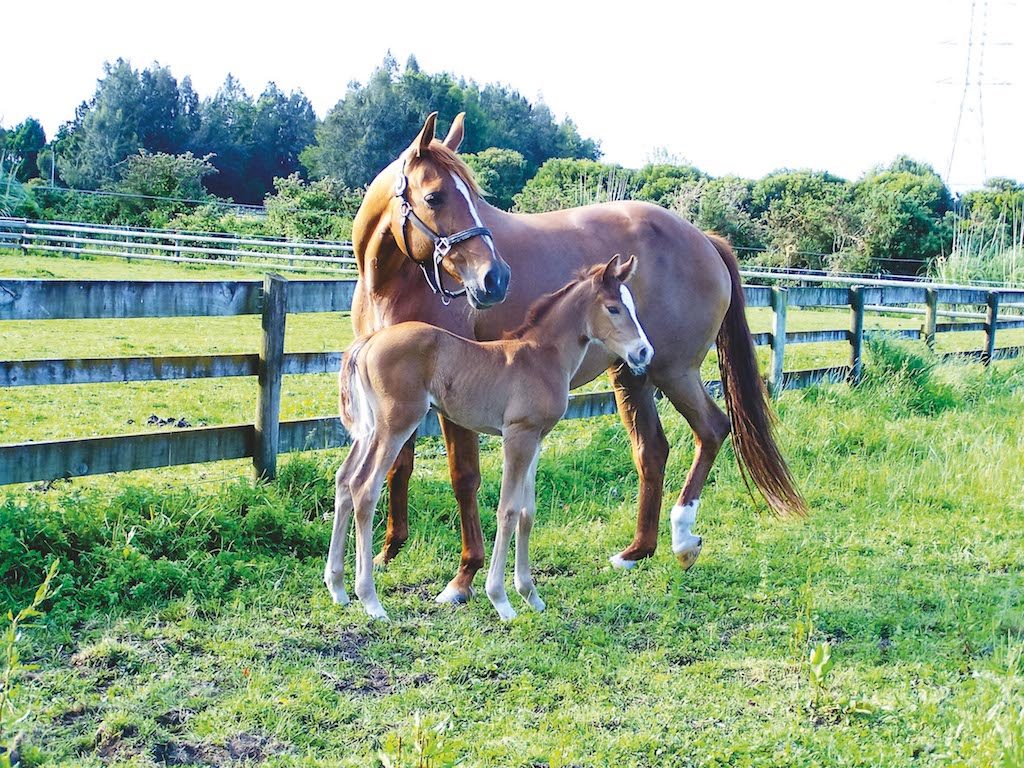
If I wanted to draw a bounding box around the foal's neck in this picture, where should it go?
[516,286,591,375]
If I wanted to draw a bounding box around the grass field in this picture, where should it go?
[1,250,1023,767]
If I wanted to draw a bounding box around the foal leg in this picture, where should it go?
[351,435,412,620]
[374,431,415,566]
[514,448,545,612]
[434,417,486,605]
[656,369,732,570]
[324,441,365,605]
[486,428,539,621]
[607,364,670,570]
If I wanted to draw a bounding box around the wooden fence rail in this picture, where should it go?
[1,273,1022,486]
[0,217,357,274]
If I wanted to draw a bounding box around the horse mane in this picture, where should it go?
[502,263,606,340]
[408,141,483,197]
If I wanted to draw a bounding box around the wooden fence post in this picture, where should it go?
[769,287,787,397]
[254,274,288,480]
[923,288,938,351]
[983,291,1000,366]
[848,286,865,385]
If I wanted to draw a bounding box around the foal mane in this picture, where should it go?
[502,263,605,340]
[408,142,483,197]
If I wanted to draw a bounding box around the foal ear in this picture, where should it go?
[442,112,466,152]
[614,254,638,283]
[412,112,438,157]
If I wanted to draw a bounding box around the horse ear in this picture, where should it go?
[599,254,623,286]
[614,254,638,283]
[442,112,466,152]
[412,112,438,157]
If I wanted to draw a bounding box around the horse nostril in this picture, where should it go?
[483,269,499,296]
[636,347,649,362]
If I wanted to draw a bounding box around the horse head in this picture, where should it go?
[586,254,654,375]
[390,113,511,308]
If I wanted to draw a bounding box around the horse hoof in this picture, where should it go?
[434,584,473,605]
[609,553,639,570]
[493,601,518,621]
[372,551,392,568]
[362,603,390,621]
[673,537,702,571]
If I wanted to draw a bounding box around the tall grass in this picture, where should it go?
[933,202,1024,285]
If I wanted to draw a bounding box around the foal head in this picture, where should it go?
[390,113,511,308]
[584,254,655,375]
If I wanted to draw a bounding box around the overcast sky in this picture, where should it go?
[3,0,1021,191]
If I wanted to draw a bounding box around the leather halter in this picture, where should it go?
[393,154,493,305]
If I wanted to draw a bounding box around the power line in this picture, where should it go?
[976,0,989,181]
[945,0,977,185]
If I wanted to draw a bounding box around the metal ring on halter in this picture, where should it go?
[393,154,493,303]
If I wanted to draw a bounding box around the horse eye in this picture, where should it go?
[607,305,621,315]
[424,192,443,208]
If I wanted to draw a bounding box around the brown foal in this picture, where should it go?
[325,255,652,620]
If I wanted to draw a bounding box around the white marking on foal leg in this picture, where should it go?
[670,500,703,571]
[619,284,654,363]
[434,584,474,605]
[514,506,545,612]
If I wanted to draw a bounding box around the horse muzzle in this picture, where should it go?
[627,344,653,376]
[465,261,510,309]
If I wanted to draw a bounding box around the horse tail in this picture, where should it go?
[707,232,807,517]
[338,337,375,442]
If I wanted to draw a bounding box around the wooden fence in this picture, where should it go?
[0,217,357,274]
[1,274,1023,486]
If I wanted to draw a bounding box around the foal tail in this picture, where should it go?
[338,337,375,442]
[707,233,807,517]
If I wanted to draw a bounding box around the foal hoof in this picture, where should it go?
[673,537,703,571]
[434,584,474,605]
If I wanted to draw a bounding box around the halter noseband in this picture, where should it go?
[394,154,493,305]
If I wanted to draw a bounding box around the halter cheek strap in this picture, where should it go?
[394,156,493,305]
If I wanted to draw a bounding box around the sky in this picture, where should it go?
[2,0,1021,192]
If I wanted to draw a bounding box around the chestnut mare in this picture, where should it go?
[328,256,653,620]
[350,112,805,604]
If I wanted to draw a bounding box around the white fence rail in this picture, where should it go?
[0,217,357,275]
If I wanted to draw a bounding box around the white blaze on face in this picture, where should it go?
[451,173,496,257]
[619,284,654,362]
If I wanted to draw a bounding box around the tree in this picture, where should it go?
[633,163,705,208]
[264,173,362,241]
[512,158,635,213]
[750,170,858,268]
[671,176,766,251]
[55,60,195,189]
[854,157,954,273]
[302,55,600,188]
[101,150,217,227]
[462,148,528,210]
[3,118,46,182]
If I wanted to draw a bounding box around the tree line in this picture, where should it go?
[2,55,1021,280]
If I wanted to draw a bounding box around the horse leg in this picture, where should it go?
[655,369,732,570]
[351,434,412,621]
[434,417,485,605]
[486,428,540,621]
[607,364,670,570]
[514,448,545,611]
[324,441,365,605]
[374,431,415,566]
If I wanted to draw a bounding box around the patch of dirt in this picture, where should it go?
[56,702,94,725]
[152,732,290,767]
[329,664,392,696]
[156,708,194,730]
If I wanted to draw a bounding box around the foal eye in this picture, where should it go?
[424,192,443,208]
[607,305,621,315]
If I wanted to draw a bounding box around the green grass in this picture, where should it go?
[2,339,1023,766]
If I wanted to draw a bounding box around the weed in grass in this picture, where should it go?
[1,560,59,768]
